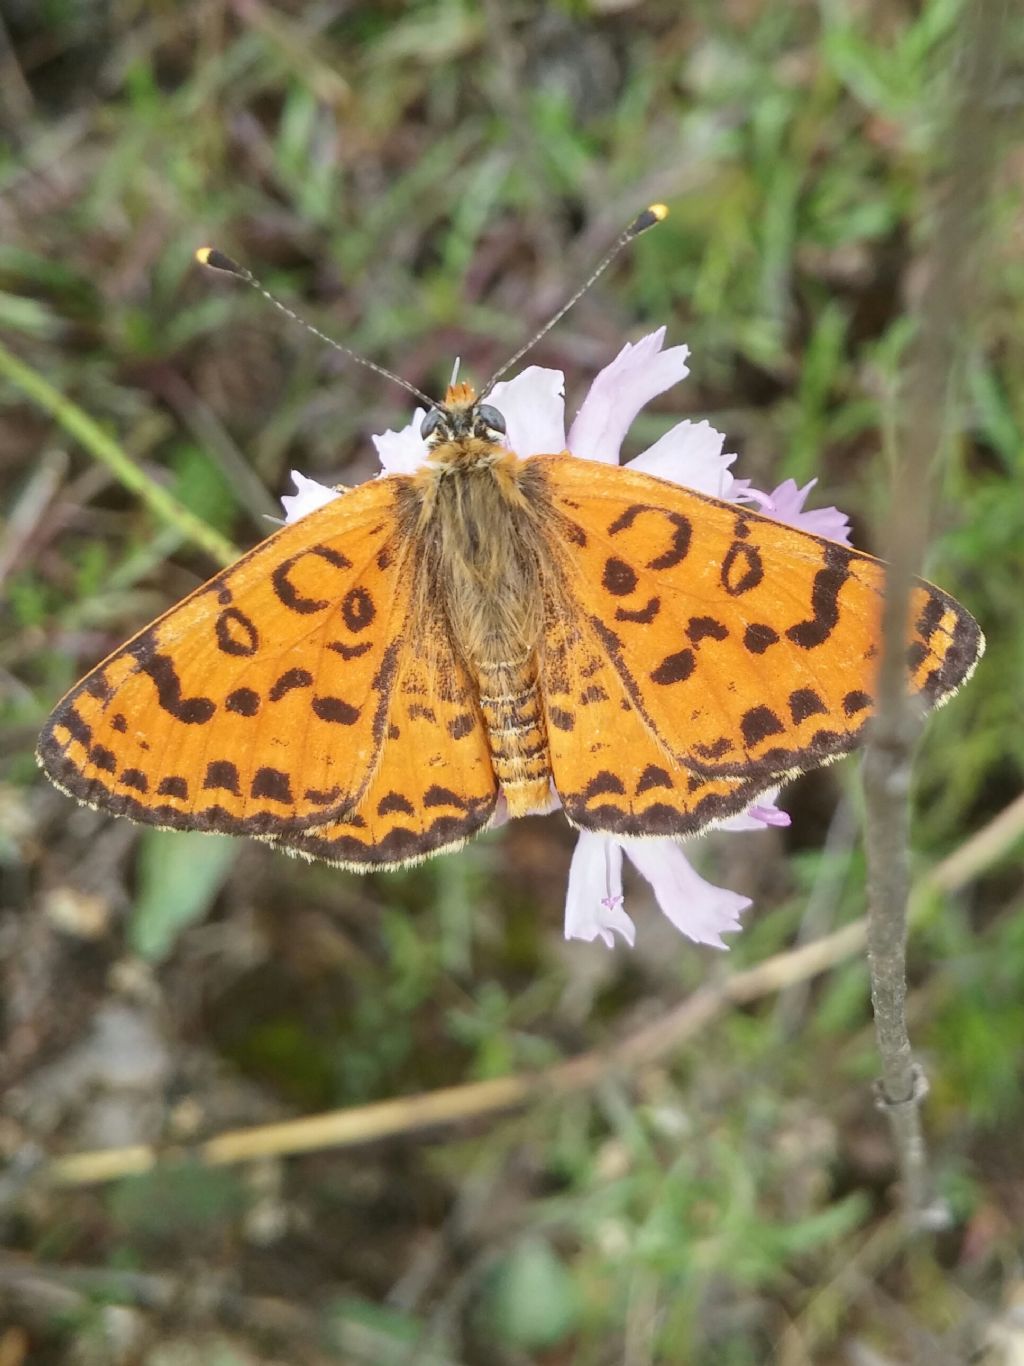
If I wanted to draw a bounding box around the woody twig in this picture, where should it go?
[861,0,1006,1228]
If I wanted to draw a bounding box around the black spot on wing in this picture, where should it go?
[843,689,872,716]
[741,706,785,747]
[916,594,945,640]
[215,606,259,657]
[130,638,216,724]
[269,668,313,701]
[721,542,763,596]
[204,760,241,795]
[636,764,673,795]
[424,785,467,809]
[694,737,734,760]
[252,767,294,803]
[650,648,695,685]
[272,544,351,615]
[607,505,690,569]
[743,623,779,654]
[60,708,92,748]
[584,771,626,799]
[342,586,375,632]
[687,616,729,644]
[603,557,637,597]
[327,639,373,660]
[313,695,360,725]
[786,544,852,649]
[615,597,660,624]
[226,687,260,716]
[647,512,691,570]
[789,688,828,724]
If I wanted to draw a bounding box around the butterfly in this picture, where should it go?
[37,212,984,872]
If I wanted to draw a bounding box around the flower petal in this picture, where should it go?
[372,408,430,475]
[280,470,342,525]
[564,832,636,949]
[720,787,790,831]
[622,839,750,949]
[567,328,690,465]
[757,478,852,546]
[628,419,738,498]
[488,366,566,458]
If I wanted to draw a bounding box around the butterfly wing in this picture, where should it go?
[540,604,773,835]
[267,614,499,870]
[533,453,983,836]
[38,477,425,837]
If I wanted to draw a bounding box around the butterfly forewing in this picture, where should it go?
[533,455,982,833]
[38,478,420,837]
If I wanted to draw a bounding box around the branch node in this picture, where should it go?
[873,1061,930,1112]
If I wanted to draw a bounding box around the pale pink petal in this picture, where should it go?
[628,419,738,498]
[567,328,690,465]
[746,804,791,827]
[280,470,342,525]
[757,478,852,546]
[564,832,636,949]
[372,408,430,475]
[487,366,566,458]
[489,791,511,830]
[730,477,775,510]
[622,839,750,949]
[720,787,790,832]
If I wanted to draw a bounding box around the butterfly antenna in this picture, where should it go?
[195,248,437,410]
[479,203,668,397]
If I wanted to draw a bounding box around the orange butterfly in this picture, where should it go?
[37,209,983,887]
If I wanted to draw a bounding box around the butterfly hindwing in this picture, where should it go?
[539,602,777,837]
[533,454,982,833]
[38,477,421,837]
[267,615,499,869]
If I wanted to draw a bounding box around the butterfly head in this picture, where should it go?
[420,382,507,449]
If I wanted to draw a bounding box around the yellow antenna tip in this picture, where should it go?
[195,246,244,276]
[627,204,669,238]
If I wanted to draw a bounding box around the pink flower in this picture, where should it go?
[733,476,852,546]
[282,331,853,952]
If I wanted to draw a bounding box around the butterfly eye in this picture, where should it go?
[421,408,446,440]
[476,404,506,435]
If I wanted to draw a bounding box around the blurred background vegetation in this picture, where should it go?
[1,1,1022,1362]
